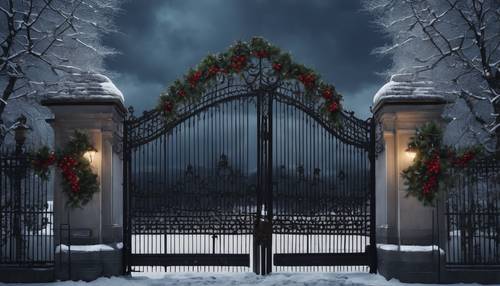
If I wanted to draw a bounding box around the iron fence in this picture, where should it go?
[445,158,500,267]
[0,146,54,268]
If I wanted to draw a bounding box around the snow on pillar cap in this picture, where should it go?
[43,70,124,105]
[373,73,446,110]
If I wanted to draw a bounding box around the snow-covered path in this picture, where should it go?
[0,273,483,286]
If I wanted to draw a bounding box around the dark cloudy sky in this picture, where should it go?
[103,0,390,118]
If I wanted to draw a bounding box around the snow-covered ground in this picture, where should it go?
[0,272,483,286]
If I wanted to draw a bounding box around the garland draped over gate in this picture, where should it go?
[157,37,344,126]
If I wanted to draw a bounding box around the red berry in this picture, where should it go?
[328,101,339,113]
[298,73,316,89]
[188,70,203,87]
[272,62,282,72]
[322,88,333,100]
[208,65,220,77]
[254,50,269,58]
[230,55,247,72]
[163,101,174,113]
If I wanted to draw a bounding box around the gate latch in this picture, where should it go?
[255,219,272,243]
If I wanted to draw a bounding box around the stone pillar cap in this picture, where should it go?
[373,73,447,113]
[41,69,125,112]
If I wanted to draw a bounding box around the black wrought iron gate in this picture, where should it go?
[123,52,376,275]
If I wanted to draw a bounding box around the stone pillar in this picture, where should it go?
[42,97,126,281]
[43,97,125,280]
[372,75,447,283]
[374,100,445,245]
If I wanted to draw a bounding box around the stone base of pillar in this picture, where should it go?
[377,245,444,284]
[378,244,500,285]
[54,243,122,281]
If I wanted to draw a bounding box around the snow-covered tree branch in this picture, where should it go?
[365,0,500,155]
[0,0,119,145]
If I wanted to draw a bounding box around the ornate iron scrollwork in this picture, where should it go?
[131,155,256,235]
[374,119,385,156]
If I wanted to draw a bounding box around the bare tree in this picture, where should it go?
[365,0,500,155]
[0,0,119,145]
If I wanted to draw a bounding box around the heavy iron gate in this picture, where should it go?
[123,40,376,274]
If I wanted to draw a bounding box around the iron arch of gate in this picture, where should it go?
[123,57,376,274]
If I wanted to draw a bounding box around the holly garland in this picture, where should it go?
[31,146,56,180]
[402,122,481,205]
[31,131,99,208]
[157,37,343,125]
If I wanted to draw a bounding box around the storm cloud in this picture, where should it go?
[103,0,390,118]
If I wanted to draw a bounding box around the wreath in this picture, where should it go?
[402,122,481,205]
[157,37,343,125]
[31,131,99,208]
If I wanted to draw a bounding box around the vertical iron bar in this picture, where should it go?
[266,92,273,275]
[254,91,262,275]
[122,117,130,274]
[369,118,377,273]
